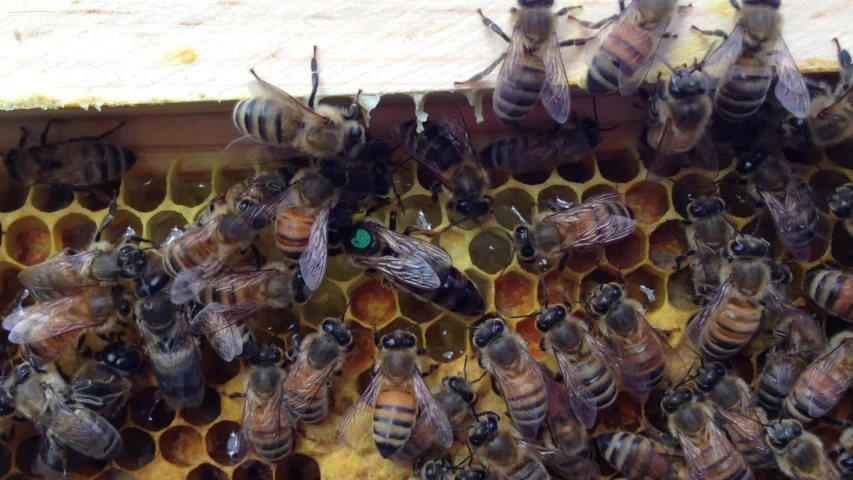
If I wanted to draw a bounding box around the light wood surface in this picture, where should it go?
[1,0,850,113]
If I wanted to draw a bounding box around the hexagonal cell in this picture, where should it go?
[580,268,619,301]
[15,435,40,477]
[202,341,241,385]
[182,386,222,426]
[537,270,578,306]
[398,290,441,324]
[102,209,144,244]
[565,248,602,274]
[147,211,188,247]
[379,317,421,345]
[5,216,50,266]
[170,157,213,207]
[188,463,229,480]
[235,460,274,480]
[515,316,544,358]
[667,267,698,311]
[396,194,443,232]
[741,216,779,249]
[325,253,363,282]
[625,266,665,311]
[275,453,321,480]
[810,169,851,214]
[832,222,853,267]
[426,316,467,363]
[391,158,415,196]
[345,321,376,374]
[625,181,668,224]
[350,279,398,327]
[719,180,756,218]
[31,184,74,212]
[582,184,616,202]
[493,188,535,231]
[96,468,134,480]
[489,169,511,189]
[206,421,246,466]
[538,185,578,211]
[302,281,346,326]
[605,229,646,270]
[160,425,203,467]
[649,220,687,270]
[416,162,441,191]
[672,174,716,218]
[0,443,9,478]
[0,177,28,213]
[597,149,639,183]
[253,308,300,343]
[557,154,594,184]
[77,181,121,212]
[494,272,534,317]
[129,386,176,431]
[827,140,853,169]
[122,170,167,212]
[54,213,96,251]
[466,269,493,310]
[513,170,552,186]
[469,228,513,275]
[116,428,155,470]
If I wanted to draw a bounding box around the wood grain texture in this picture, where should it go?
[1,0,850,111]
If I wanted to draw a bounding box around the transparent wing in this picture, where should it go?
[685,275,734,345]
[241,369,289,455]
[371,220,452,272]
[545,192,636,250]
[518,440,600,480]
[679,419,738,480]
[804,345,853,418]
[554,351,598,429]
[281,349,335,420]
[412,368,453,449]
[582,2,630,66]
[43,386,121,460]
[497,25,529,111]
[248,70,334,126]
[488,342,548,439]
[226,185,298,241]
[189,302,269,335]
[541,33,571,124]
[351,255,442,290]
[205,323,245,362]
[339,370,383,446]
[587,333,649,405]
[618,18,671,96]
[773,36,810,118]
[18,250,105,297]
[760,189,814,261]
[702,23,745,91]
[773,353,806,396]
[4,295,104,344]
[300,206,330,291]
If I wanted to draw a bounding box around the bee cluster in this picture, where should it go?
[0,0,851,479]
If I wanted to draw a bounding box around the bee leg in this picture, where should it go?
[17,126,30,148]
[308,45,319,110]
[75,335,92,358]
[674,249,696,270]
[38,119,61,145]
[567,14,617,30]
[476,9,511,43]
[558,36,596,48]
[61,122,126,144]
[93,200,117,243]
[455,52,507,85]
[54,364,71,384]
[227,392,247,399]
[557,253,570,272]
[421,364,438,378]
[250,244,263,271]
[690,25,728,41]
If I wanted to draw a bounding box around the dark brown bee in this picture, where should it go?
[597,430,689,480]
[675,195,737,303]
[804,268,853,322]
[69,342,144,419]
[3,120,135,188]
[766,419,841,479]
[784,331,853,423]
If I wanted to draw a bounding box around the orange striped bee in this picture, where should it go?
[237,344,293,462]
[804,268,853,322]
[784,332,853,424]
[339,329,452,460]
[598,430,689,480]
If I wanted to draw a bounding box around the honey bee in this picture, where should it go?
[571,0,685,96]
[468,411,599,480]
[455,1,574,124]
[236,343,293,462]
[685,235,784,361]
[587,282,678,400]
[644,65,717,177]
[597,430,690,480]
[693,362,776,470]
[19,205,148,301]
[232,47,365,161]
[756,305,825,414]
[135,289,205,410]
[661,386,755,480]
[675,195,737,303]
[339,329,453,459]
[804,268,853,322]
[3,120,136,188]
[33,435,77,479]
[479,114,602,174]
[513,191,636,272]
[171,262,309,361]
[829,184,853,237]
[342,218,485,318]
[830,425,853,477]
[2,286,134,361]
[280,315,353,425]
[196,171,288,226]
[412,458,454,480]
[69,342,144,419]
[694,0,809,121]
[0,362,122,460]
[784,331,853,423]
[397,118,493,227]
[343,138,398,207]
[766,419,842,479]
[536,304,645,428]
[434,370,478,430]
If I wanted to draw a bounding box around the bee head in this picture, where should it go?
[838,454,853,474]
[380,330,418,350]
[248,343,284,367]
[117,245,148,280]
[744,0,780,8]
[473,317,507,349]
[454,196,493,220]
[318,159,350,189]
[580,117,602,148]
[829,185,853,219]
[321,317,353,349]
[729,235,769,258]
[134,269,170,298]
[688,195,726,218]
[587,283,622,317]
[767,419,803,449]
[693,362,727,394]
[669,67,706,99]
[513,225,536,260]
[444,376,477,404]
[736,148,768,175]
[535,305,567,333]
[291,267,310,304]
[661,386,694,413]
[97,342,145,376]
[469,411,500,447]
[518,0,553,6]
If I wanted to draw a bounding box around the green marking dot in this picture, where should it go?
[351,229,371,249]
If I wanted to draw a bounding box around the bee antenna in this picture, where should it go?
[470,370,488,385]
[819,83,853,118]
[541,276,550,308]
[592,97,599,122]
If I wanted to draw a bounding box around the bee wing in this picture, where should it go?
[617,15,671,96]
[586,332,649,405]
[582,2,627,66]
[541,33,571,124]
[772,36,810,119]
[226,185,298,240]
[3,295,103,344]
[773,353,806,396]
[248,71,336,128]
[339,368,383,446]
[413,368,453,449]
[804,345,853,418]
[685,275,734,346]
[693,128,719,172]
[240,372,289,454]
[488,344,548,439]
[702,23,745,91]
[189,302,269,335]
[678,419,738,480]
[759,189,814,261]
[204,324,244,362]
[545,192,636,250]
[553,350,598,429]
[19,250,105,297]
[299,205,330,291]
[371,220,453,272]
[351,255,443,290]
[438,107,480,165]
[281,354,335,421]
[42,386,121,460]
[518,440,600,480]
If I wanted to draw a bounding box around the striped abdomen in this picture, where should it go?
[388,416,436,463]
[275,207,315,260]
[757,355,807,413]
[805,269,853,321]
[494,53,546,123]
[410,268,485,318]
[714,57,773,122]
[586,23,656,96]
[247,403,294,462]
[298,382,329,425]
[233,97,298,146]
[681,433,754,480]
[163,220,238,277]
[720,409,775,469]
[21,143,136,187]
[784,360,849,423]
[611,328,666,392]
[150,341,205,410]
[698,300,762,360]
[503,457,550,480]
[479,135,540,173]
[194,270,273,306]
[236,322,258,359]
[597,431,679,480]
[373,386,417,458]
[572,351,618,410]
[398,120,463,174]
[500,368,548,435]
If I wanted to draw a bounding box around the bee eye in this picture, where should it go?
[494,322,504,334]
[238,199,252,212]
[118,301,131,316]
[118,246,133,256]
[322,320,334,333]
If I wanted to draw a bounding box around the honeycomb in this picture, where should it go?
[0,96,852,480]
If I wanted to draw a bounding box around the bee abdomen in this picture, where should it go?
[700,304,761,360]
[373,388,417,458]
[757,360,804,413]
[233,97,288,145]
[715,66,772,122]
[578,358,618,409]
[494,59,546,123]
[299,388,329,425]
[250,424,294,462]
[504,373,547,429]
[507,457,550,480]
[420,268,485,318]
[276,208,315,259]
[805,269,853,319]
[598,431,672,479]
[71,143,136,185]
